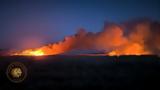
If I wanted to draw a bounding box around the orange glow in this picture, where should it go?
[11,21,156,56]
[13,49,44,56]
[30,50,44,56]
[108,51,118,56]
[108,43,150,56]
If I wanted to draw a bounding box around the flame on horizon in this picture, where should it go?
[11,19,160,56]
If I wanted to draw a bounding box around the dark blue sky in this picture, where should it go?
[0,0,160,49]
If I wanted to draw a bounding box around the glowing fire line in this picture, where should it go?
[10,20,160,56]
[13,49,44,56]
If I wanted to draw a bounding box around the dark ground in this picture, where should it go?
[0,55,160,90]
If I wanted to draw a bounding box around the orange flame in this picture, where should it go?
[108,43,151,56]
[11,20,160,56]
[13,49,44,56]
[30,50,44,56]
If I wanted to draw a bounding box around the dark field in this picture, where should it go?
[0,55,160,90]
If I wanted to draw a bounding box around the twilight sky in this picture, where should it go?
[0,0,160,49]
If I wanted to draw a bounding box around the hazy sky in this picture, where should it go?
[0,0,160,49]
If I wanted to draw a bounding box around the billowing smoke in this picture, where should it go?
[12,19,160,56]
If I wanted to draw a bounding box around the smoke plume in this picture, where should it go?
[12,19,160,56]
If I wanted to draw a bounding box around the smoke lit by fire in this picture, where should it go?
[11,19,160,56]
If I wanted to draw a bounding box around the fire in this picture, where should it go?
[108,51,118,56]
[10,19,160,56]
[108,43,150,56]
[13,49,44,56]
[30,50,44,56]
